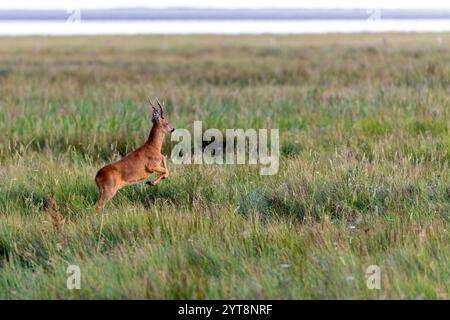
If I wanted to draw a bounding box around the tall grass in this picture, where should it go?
[0,34,448,299]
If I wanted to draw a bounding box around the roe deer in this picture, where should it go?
[94,98,175,210]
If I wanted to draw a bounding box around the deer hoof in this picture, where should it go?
[146,181,154,186]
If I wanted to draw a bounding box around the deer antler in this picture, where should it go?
[155,97,164,118]
[148,96,159,115]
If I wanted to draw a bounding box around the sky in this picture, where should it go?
[1,0,450,10]
[1,0,449,35]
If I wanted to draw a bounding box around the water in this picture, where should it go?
[0,20,449,35]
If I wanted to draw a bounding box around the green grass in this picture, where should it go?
[0,34,448,299]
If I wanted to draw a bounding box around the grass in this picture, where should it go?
[0,34,448,299]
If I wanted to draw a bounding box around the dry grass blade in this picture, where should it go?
[47,195,63,240]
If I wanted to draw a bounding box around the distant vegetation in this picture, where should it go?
[0,34,448,299]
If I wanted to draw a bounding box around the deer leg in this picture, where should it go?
[161,156,169,179]
[145,165,167,187]
[95,194,105,210]
[95,175,118,210]
[95,188,117,210]
[151,174,165,186]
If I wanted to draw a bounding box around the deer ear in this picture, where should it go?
[152,109,160,123]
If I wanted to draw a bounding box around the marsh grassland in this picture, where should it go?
[0,34,448,299]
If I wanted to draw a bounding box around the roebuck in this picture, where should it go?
[95,99,175,210]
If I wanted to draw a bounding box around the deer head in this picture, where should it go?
[149,97,175,134]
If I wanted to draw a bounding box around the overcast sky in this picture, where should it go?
[1,0,450,10]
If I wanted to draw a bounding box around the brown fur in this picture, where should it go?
[95,102,174,210]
